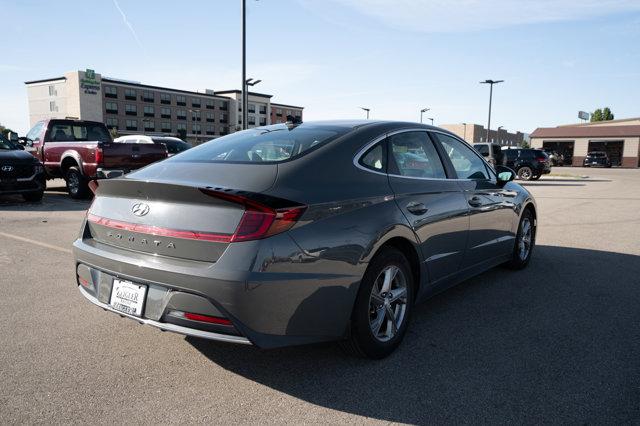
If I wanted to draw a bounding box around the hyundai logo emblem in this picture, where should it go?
[131,202,150,217]
[1,165,13,172]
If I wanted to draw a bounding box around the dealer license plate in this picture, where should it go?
[110,279,147,317]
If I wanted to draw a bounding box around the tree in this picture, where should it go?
[521,141,530,148]
[591,107,614,122]
[108,127,118,139]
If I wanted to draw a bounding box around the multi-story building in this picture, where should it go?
[25,69,303,144]
[270,103,304,124]
[440,123,525,146]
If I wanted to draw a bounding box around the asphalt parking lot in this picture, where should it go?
[1,168,639,424]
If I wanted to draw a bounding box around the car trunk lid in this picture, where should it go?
[100,142,168,170]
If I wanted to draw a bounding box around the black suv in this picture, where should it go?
[583,151,611,167]
[0,133,46,201]
[503,148,551,181]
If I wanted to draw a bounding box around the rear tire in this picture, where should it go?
[22,190,44,202]
[66,166,89,199]
[517,166,533,181]
[506,208,535,270]
[340,247,414,359]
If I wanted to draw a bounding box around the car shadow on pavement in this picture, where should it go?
[188,245,640,424]
[521,183,586,187]
[0,191,91,211]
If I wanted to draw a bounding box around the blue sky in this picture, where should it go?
[2,0,639,135]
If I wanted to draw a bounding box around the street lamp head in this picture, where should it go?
[360,107,370,112]
[421,107,430,113]
[480,79,504,84]
[253,79,262,85]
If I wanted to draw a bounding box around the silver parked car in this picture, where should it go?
[74,121,537,358]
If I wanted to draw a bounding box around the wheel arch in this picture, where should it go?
[60,151,83,175]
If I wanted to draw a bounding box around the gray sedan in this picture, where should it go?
[74,121,536,358]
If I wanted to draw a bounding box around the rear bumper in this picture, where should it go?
[96,168,127,179]
[78,285,250,345]
[72,230,361,349]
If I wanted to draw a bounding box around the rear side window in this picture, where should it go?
[389,131,446,179]
[436,133,489,180]
[505,149,519,160]
[48,122,111,143]
[474,145,489,156]
[360,143,385,171]
[172,124,349,163]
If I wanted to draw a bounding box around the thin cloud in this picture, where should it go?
[305,0,640,32]
[112,0,144,50]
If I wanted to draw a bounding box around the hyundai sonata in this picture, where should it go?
[74,121,536,358]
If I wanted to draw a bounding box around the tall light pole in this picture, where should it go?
[496,125,504,145]
[426,117,434,125]
[480,79,504,143]
[243,78,261,128]
[420,107,430,123]
[462,122,467,141]
[241,0,247,129]
[360,107,370,119]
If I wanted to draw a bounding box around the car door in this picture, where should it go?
[433,132,517,268]
[386,130,469,285]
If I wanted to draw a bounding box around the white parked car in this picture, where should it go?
[113,135,192,156]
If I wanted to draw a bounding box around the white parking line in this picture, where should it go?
[0,231,72,254]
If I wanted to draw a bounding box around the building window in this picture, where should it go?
[259,117,267,126]
[176,123,186,131]
[143,106,155,117]
[160,93,171,104]
[259,105,267,114]
[176,109,187,120]
[220,112,228,123]
[125,88,136,100]
[191,111,201,122]
[144,120,155,131]
[48,85,57,96]
[248,115,256,125]
[125,104,137,116]
[191,98,201,108]
[205,100,215,109]
[105,102,118,114]
[160,107,171,119]
[176,95,186,106]
[219,126,228,136]
[192,124,201,134]
[104,86,117,98]
[275,108,283,117]
[106,117,118,129]
[141,91,154,102]
[248,103,256,113]
[49,101,58,112]
[161,122,172,133]
[206,126,215,135]
[205,113,215,123]
[219,100,228,110]
[126,119,138,131]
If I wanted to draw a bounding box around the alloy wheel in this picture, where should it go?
[518,167,532,180]
[368,265,408,342]
[68,173,79,194]
[518,217,533,260]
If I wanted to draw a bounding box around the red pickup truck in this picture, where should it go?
[21,119,167,198]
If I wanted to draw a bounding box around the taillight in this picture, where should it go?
[200,189,306,242]
[536,157,547,163]
[95,146,103,164]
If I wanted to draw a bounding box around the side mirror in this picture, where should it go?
[495,165,515,184]
[8,132,18,142]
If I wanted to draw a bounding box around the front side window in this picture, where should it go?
[171,123,349,163]
[436,133,489,180]
[389,131,446,179]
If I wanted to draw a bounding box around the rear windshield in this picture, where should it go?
[474,145,489,155]
[152,138,191,154]
[588,152,606,157]
[170,124,349,163]
[48,122,111,143]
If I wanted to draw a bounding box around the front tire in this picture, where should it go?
[341,247,414,359]
[65,166,89,199]
[506,208,535,269]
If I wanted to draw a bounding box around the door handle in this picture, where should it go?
[406,201,428,215]
[468,196,483,207]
